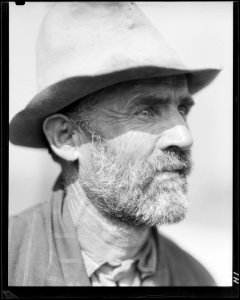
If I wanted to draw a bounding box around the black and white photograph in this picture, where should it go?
[6,1,235,293]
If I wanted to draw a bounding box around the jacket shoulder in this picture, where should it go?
[8,202,51,286]
[158,232,216,286]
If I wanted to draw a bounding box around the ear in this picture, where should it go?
[43,114,80,161]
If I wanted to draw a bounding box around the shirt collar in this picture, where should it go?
[80,229,157,278]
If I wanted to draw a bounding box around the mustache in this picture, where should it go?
[139,148,192,190]
[150,148,192,176]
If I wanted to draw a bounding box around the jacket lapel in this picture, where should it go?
[45,183,91,286]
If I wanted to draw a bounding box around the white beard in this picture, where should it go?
[75,140,192,229]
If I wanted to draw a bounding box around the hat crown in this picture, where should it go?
[9,2,220,148]
[36,2,185,90]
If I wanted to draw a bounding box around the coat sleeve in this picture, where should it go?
[161,234,216,286]
[8,207,50,286]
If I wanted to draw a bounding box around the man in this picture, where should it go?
[8,2,220,286]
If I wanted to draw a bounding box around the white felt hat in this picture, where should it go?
[9,2,221,148]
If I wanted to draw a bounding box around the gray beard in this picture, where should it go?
[76,141,192,229]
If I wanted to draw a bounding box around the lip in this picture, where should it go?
[158,170,180,174]
[155,170,183,179]
[156,169,182,174]
[142,170,184,192]
[158,167,188,176]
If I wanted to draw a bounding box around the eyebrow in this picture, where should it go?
[179,95,195,106]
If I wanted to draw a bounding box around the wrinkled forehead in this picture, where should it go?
[95,74,189,106]
[136,75,188,95]
[159,75,188,89]
[130,74,188,91]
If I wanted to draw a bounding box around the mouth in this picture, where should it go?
[156,168,188,177]
[154,170,183,182]
[142,168,187,193]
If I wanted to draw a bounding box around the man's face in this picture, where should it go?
[74,75,194,228]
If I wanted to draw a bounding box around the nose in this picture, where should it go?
[157,125,193,151]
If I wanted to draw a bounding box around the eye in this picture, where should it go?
[135,107,155,117]
[178,105,188,116]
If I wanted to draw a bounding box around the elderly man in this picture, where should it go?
[9,2,220,286]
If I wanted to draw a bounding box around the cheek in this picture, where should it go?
[109,131,159,158]
[77,142,95,169]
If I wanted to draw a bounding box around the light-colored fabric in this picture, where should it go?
[91,261,141,286]
[8,180,217,286]
[84,232,157,286]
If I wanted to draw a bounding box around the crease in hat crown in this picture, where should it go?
[36,2,185,90]
[10,1,221,148]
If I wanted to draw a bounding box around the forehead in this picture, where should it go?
[95,75,189,107]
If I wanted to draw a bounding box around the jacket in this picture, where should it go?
[8,185,216,286]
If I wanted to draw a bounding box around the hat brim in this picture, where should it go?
[9,66,221,148]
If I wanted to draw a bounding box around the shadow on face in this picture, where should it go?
[78,75,194,158]
[43,75,194,166]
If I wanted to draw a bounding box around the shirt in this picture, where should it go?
[83,231,158,286]
[8,180,216,286]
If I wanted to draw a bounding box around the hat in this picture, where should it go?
[9,2,221,148]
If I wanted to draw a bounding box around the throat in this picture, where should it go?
[66,183,150,265]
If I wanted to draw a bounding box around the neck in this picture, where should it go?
[66,180,150,264]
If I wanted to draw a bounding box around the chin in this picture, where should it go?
[154,206,188,227]
[131,189,189,228]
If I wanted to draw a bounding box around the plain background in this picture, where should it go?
[9,2,233,286]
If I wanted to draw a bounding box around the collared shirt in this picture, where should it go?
[81,230,158,286]
[8,180,216,286]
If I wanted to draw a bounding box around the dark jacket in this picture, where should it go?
[8,186,216,286]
